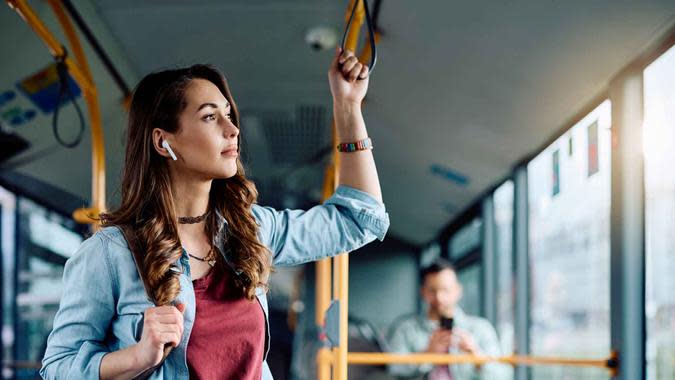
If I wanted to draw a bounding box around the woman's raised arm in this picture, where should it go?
[328,48,383,203]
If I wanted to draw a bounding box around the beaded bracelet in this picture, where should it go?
[337,137,373,152]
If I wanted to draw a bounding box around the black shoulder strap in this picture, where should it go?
[117,224,173,380]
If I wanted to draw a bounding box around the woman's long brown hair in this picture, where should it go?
[101,64,270,303]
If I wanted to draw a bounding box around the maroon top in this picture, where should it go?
[187,260,266,379]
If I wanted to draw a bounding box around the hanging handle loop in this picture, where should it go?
[340,0,377,79]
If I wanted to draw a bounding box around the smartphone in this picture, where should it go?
[440,317,454,331]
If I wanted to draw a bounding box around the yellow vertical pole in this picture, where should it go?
[332,253,351,380]
[316,0,374,377]
[316,162,335,380]
[316,257,332,326]
[316,164,335,327]
[332,1,365,380]
[317,0,362,376]
[331,231,343,379]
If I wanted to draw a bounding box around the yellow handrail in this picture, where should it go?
[347,351,619,377]
[46,0,93,82]
[6,0,93,89]
[7,0,107,228]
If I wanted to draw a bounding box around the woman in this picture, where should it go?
[40,48,389,379]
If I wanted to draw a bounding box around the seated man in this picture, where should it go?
[387,259,510,380]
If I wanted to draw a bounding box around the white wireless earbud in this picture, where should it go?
[161,140,178,161]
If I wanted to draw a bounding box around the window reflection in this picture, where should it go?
[449,218,482,260]
[2,193,83,380]
[456,264,481,317]
[494,181,514,358]
[527,101,612,379]
[1,186,17,380]
[644,44,675,380]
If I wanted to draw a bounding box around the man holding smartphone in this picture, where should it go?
[387,259,510,380]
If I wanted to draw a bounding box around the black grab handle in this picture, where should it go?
[340,0,377,78]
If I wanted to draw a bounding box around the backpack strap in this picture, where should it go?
[117,224,173,380]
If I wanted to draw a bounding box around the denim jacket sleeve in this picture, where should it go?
[41,233,115,380]
[251,185,390,266]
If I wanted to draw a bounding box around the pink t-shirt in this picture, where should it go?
[187,260,266,379]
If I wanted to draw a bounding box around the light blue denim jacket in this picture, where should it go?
[41,185,389,379]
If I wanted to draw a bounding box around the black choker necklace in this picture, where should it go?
[178,211,209,224]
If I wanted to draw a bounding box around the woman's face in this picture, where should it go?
[158,78,240,180]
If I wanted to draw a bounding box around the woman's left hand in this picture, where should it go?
[328,48,369,105]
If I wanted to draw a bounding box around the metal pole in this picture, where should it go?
[609,68,646,380]
[513,166,530,380]
[482,197,496,322]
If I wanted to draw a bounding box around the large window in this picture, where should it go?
[527,101,612,379]
[456,264,481,317]
[0,187,16,380]
[448,218,482,261]
[0,187,83,380]
[493,181,514,356]
[420,242,441,269]
[448,217,483,317]
[643,45,675,380]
